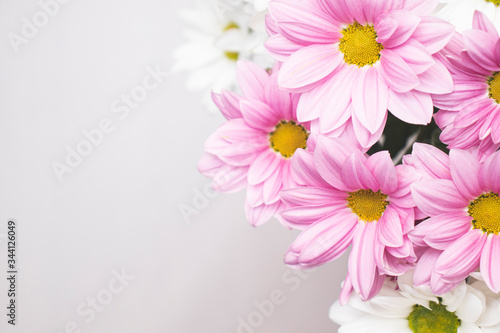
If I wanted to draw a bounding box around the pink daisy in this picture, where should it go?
[265,0,454,148]
[434,11,500,156]
[279,137,417,302]
[409,144,500,295]
[199,61,311,227]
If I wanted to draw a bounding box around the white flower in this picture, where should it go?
[330,271,500,333]
[433,0,500,32]
[172,0,271,111]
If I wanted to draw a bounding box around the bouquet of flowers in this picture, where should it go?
[175,0,500,331]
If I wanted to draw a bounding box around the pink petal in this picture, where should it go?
[416,60,453,94]
[317,0,353,24]
[410,211,469,247]
[291,149,330,187]
[240,99,281,131]
[479,150,500,193]
[480,235,500,293]
[434,230,486,284]
[387,89,433,125]
[462,29,500,72]
[351,66,388,134]
[263,163,284,204]
[298,65,355,130]
[280,187,347,207]
[198,153,224,178]
[402,0,438,16]
[346,0,366,25]
[378,49,420,93]
[236,61,269,101]
[390,39,434,75]
[449,149,482,199]
[377,206,404,247]
[363,0,402,22]
[411,179,468,216]
[218,143,268,166]
[413,247,441,286]
[297,213,358,265]
[247,183,264,207]
[265,34,303,62]
[220,90,244,119]
[472,10,499,39]
[216,119,266,144]
[264,72,294,120]
[351,111,387,149]
[245,201,280,227]
[410,143,451,180]
[348,222,378,300]
[279,44,343,93]
[314,137,365,191]
[289,209,356,252]
[376,11,420,48]
[248,149,282,185]
[269,1,340,45]
[213,164,249,193]
[367,151,398,194]
[341,153,379,191]
[422,213,473,250]
[410,16,454,54]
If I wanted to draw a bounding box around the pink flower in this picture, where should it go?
[409,143,500,295]
[199,61,311,227]
[279,137,417,303]
[434,11,500,156]
[265,0,454,148]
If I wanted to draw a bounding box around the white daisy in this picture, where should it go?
[330,271,500,333]
[172,0,271,111]
[433,0,500,32]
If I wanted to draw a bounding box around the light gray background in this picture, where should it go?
[0,0,347,332]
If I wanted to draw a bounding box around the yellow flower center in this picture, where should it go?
[468,192,500,234]
[488,72,500,103]
[486,0,500,7]
[269,121,308,158]
[338,22,383,67]
[408,300,461,333]
[347,189,388,222]
[487,72,500,103]
[222,22,240,62]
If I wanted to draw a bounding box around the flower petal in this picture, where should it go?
[411,179,468,216]
[480,234,500,293]
[279,44,343,93]
[450,149,482,199]
[379,49,420,93]
[388,89,433,125]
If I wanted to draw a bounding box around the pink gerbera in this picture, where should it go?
[265,0,454,148]
[410,144,500,295]
[199,61,311,226]
[279,137,417,302]
[434,11,500,156]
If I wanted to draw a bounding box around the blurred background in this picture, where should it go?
[0,0,347,332]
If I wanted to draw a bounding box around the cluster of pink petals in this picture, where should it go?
[265,0,454,148]
[434,11,500,156]
[406,143,500,295]
[198,61,309,226]
[279,137,417,303]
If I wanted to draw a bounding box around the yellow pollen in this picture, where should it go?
[269,121,308,158]
[488,72,500,103]
[468,192,500,234]
[486,0,500,7]
[222,22,240,62]
[338,22,383,67]
[347,189,388,222]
